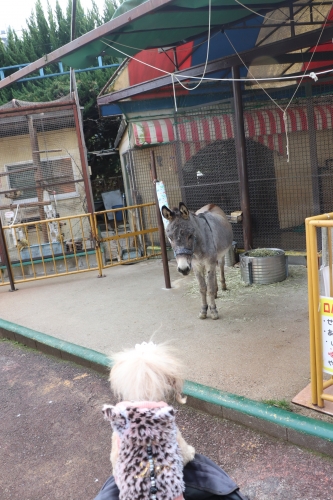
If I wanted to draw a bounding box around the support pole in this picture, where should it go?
[72,103,94,214]
[0,218,16,291]
[70,0,77,95]
[27,115,48,242]
[150,151,171,289]
[232,65,253,250]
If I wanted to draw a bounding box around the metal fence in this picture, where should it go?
[96,202,162,267]
[306,212,333,409]
[0,203,162,287]
[0,213,99,285]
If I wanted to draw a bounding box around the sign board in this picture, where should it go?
[320,296,333,374]
[155,181,169,230]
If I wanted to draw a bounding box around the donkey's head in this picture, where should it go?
[162,202,196,276]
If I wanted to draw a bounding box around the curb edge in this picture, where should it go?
[1,317,332,457]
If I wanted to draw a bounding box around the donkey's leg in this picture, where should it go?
[194,267,208,319]
[214,269,218,298]
[220,256,227,291]
[207,265,219,320]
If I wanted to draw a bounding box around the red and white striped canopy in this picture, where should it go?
[131,105,333,159]
[132,118,175,146]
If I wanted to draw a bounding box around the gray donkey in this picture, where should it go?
[162,202,233,320]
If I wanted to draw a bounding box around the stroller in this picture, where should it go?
[94,452,249,500]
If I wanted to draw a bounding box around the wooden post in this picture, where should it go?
[150,150,171,289]
[232,66,253,250]
[27,115,48,242]
[71,72,94,215]
[0,217,16,291]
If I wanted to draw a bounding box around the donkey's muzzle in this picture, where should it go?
[178,266,191,276]
[175,249,192,276]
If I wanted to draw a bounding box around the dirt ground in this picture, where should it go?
[0,257,321,419]
[2,339,333,500]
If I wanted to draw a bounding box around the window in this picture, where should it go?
[5,157,77,202]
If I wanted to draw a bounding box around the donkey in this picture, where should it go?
[162,202,233,320]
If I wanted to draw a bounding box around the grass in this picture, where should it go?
[261,398,293,412]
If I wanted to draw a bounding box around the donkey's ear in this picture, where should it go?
[179,202,190,220]
[162,206,175,221]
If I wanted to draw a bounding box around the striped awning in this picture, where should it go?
[132,119,175,146]
[131,105,333,158]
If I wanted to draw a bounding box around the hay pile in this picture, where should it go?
[245,249,282,257]
[184,264,307,303]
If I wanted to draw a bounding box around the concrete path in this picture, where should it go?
[0,258,311,404]
[2,339,333,500]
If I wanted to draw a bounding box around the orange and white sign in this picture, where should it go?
[320,296,333,374]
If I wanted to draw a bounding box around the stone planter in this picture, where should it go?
[240,248,288,285]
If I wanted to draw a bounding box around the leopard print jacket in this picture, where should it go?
[103,402,185,500]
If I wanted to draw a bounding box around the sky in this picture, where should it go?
[1,0,109,32]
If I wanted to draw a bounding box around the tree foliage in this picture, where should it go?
[0,0,122,185]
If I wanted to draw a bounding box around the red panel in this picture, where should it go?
[128,42,194,99]
[301,8,333,72]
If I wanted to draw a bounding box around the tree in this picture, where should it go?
[0,0,122,185]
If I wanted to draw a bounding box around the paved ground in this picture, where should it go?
[0,258,311,407]
[2,339,333,500]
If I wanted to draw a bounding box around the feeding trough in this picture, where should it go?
[240,248,288,285]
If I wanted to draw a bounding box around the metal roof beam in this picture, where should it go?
[0,0,175,90]
[97,24,333,105]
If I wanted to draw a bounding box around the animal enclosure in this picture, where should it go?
[123,81,333,252]
[0,95,92,264]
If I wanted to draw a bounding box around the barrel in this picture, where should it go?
[240,248,287,285]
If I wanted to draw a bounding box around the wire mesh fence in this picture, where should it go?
[0,203,163,287]
[0,96,90,260]
[125,81,333,251]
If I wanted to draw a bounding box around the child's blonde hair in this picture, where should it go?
[109,342,186,404]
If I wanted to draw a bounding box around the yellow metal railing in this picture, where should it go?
[306,212,333,407]
[93,202,162,268]
[0,213,102,285]
[0,202,163,287]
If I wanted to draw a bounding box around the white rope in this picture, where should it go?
[171,73,178,112]
[223,0,333,162]
[107,30,220,55]
[234,0,327,23]
[284,1,333,113]
[100,1,333,159]
[173,0,211,91]
[233,0,289,22]
[101,38,331,84]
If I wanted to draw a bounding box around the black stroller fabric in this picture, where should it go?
[93,453,249,500]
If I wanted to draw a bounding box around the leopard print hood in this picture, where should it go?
[103,402,184,500]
